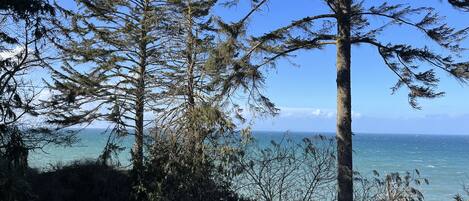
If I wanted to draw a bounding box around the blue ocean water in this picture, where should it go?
[29,130,469,200]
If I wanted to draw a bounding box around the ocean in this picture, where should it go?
[28,130,469,200]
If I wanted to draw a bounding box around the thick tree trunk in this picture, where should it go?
[336,0,353,200]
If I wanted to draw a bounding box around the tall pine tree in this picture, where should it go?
[226,1,469,200]
[156,0,225,156]
[157,0,276,161]
[43,0,177,189]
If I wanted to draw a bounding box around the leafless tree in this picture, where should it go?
[233,135,337,201]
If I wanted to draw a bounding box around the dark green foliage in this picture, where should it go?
[43,1,179,190]
[205,0,278,116]
[44,0,174,129]
[28,160,131,201]
[455,195,465,201]
[0,158,35,201]
[156,0,238,144]
[0,124,76,181]
[0,0,54,20]
[0,126,29,173]
[140,136,249,201]
[0,125,75,201]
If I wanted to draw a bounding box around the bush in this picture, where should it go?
[0,159,36,201]
[140,137,250,201]
[28,160,131,201]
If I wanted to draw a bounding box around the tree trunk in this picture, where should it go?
[133,0,149,184]
[132,4,149,201]
[336,0,353,200]
[132,56,146,201]
[185,3,204,160]
[133,64,145,175]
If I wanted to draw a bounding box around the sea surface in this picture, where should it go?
[29,129,469,201]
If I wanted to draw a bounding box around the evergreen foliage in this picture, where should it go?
[43,0,178,187]
[43,1,276,200]
[1,1,468,201]
[223,1,469,199]
[140,135,249,201]
[251,1,469,108]
[29,160,131,201]
[156,0,237,157]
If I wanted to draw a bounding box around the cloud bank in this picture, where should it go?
[252,106,469,135]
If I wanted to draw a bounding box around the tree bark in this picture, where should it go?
[132,40,146,201]
[133,63,145,176]
[133,0,149,190]
[184,2,204,160]
[336,0,353,200]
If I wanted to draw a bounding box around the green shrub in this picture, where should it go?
[139,138,250,201]
[28,160,131,201]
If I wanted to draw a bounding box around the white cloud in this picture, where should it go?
[311,108,335,118]
[278,107,362,119]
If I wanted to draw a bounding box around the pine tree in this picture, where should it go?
[208,0,277,116]
[141,1,279,199]
[156,0,223,155]
[45,2,276,198]
[157,0,277,157]
[43,0,177,192]
[232,1,469,200]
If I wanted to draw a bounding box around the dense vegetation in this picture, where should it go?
[1,0,468,201]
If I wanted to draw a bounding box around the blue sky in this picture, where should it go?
[214,0,469,134]
[47,0,469,135]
